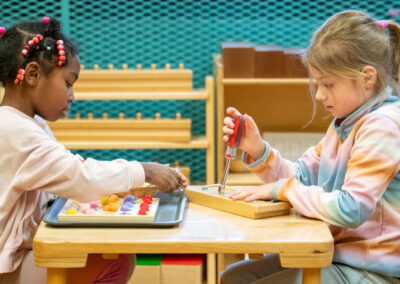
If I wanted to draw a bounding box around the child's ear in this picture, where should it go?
[362,66,377,89]
[24,62,41,86]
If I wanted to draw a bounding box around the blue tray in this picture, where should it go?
[44,190,188,228]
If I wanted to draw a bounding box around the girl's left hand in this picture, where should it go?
[229,183,275,202]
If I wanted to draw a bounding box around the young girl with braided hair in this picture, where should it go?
[221,10,400,284]
[0,17,187,284]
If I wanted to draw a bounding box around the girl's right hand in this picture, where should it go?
[223,107,265,160]
[140,162,187,193]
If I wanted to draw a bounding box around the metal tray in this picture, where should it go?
[44,190,188,228]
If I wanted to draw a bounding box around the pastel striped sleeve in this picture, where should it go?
[275,115,400,228]
[242,140,296,183]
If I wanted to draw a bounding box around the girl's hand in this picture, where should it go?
[223,107,265,160]
[140,162,187,193]
[229,184,274,202]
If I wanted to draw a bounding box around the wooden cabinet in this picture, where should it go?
[213,54,330,185]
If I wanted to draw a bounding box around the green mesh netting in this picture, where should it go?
[2,0,398,182]
[1,0,398,87]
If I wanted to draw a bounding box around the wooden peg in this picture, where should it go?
[155,112,161,119]
[176,113,181,120]
[151,64,156,70]
[165,63,171,70]
[75,113,81,119]
[136,112,142,119]
[88,112,93,119]
[103,113,108,119]
[80,64,85,71]
[136,64,142,70]
[119,112,124,119]
[108,64,114,70]
[179,63,184,70]
[94,64,99,71]
[122,64,128,70]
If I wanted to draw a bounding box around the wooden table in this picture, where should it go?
[34,203,333,284]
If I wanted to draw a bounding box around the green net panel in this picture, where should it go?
[1,0,398,88]
[72,149,206,183]
[2,0,398,183]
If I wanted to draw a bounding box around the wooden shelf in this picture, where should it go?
[62,136,210,150]
[74,90,208,101]
[222,78,310,85]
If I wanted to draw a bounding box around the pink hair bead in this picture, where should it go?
[0,26,5,35]
[42,16,50,24]
[21,49,28,56]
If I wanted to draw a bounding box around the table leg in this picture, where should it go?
[47,267,67,284]
[207,253,216,284]
[302,268,320,284]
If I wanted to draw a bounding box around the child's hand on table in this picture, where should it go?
[140,162,188,192]
[223,107,265,161]
[229,183,274,202]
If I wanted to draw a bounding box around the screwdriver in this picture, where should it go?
[218,115,244,194]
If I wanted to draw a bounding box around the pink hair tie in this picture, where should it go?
[42,16,50,24]
[376,20,388,30]
[0,26,5,38]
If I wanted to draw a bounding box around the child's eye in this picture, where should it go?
[66,81,72,87]
[324,84,333,89]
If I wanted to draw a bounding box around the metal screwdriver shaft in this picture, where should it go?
[218,115,244,194]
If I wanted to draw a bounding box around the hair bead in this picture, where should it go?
[14,69,25,85]
[0,26,5,38]
[42,17,50,24]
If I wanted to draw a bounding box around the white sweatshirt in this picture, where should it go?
[0,106,145,273]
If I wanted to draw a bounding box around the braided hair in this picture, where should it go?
[0,17,77,87]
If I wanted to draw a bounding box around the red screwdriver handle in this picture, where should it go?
[229,115,242,148]
[225,115,244,159]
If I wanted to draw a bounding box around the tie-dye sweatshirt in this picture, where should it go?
[242,90,400,277]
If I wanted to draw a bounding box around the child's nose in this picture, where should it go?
[315,87,325,102]
[68,89,75,102]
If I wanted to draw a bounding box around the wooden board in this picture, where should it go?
[58,196,159,222]
[185,185,291,219]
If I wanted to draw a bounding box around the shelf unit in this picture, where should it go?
[50,65,215,185]
[213,54,330,185]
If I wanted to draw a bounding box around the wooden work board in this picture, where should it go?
[185,185,291,219]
